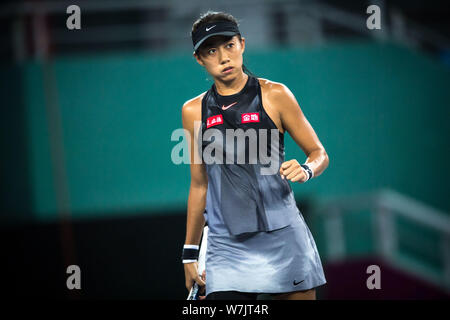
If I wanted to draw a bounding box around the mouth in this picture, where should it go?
[222,66,234,74]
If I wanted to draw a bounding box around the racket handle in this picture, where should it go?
[187,283,199,300]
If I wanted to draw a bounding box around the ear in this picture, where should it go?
[240,37,245,54]
[193,52,205,67]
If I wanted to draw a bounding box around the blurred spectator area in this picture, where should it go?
[0,0,449,62]
[311,189,450,299]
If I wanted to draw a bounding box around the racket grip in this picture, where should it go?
[187,283,199,300]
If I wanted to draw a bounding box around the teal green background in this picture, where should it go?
[6,40,450,221]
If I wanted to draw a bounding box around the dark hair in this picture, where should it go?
[191,11,256,77]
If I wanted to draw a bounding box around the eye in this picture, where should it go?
[208,48,216,55]
[226,43,234,48]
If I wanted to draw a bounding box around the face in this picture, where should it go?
[194,35,246,80]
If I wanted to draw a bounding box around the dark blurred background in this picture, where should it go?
[1,0,449,299]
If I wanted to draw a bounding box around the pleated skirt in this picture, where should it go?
[205,210,327,296]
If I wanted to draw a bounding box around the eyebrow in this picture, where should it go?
[202,37,235,50]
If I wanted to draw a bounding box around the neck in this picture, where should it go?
[214,71,249,96]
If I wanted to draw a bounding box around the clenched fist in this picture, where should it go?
[279,159,308,183]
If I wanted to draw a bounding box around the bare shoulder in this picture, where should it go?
[182,91,206,122]
[257,78,291,99]
[257,77,299,124]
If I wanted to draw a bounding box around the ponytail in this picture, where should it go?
[243,64,256,77]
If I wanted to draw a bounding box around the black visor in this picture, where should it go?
[192,21,240,52]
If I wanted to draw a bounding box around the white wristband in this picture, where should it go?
[183,244,199,250]
[182,259,198,264]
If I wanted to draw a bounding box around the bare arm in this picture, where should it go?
[181,98,208,294]
[182,99,208,246]
[267,83,329,182]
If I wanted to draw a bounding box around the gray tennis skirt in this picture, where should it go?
[204,210,327,296]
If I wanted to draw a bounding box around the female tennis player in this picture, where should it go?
[181,11,329,300]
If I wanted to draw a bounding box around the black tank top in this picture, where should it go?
[200,75,299,235]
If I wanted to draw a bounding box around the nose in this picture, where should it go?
[218,47,230,64]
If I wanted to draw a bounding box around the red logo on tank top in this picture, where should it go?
[206,114,223,128]
[241,112,260,123]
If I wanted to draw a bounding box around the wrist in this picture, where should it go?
[300,163,314,181]
[182,244,199,264]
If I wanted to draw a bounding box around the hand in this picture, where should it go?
[199,270,206,300]
[184,262,206,299]
[279,159,308,183]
